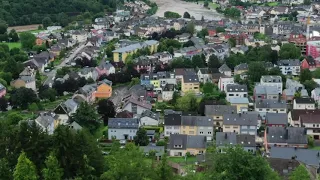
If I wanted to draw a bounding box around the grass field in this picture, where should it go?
[267,2,279,6]
[310,146,320,150]
[1,42,22,49]
[198,1,220,9]
[168,156,197,164]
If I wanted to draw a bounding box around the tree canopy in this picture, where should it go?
[279,43,301,59]
[289,164,310,180]
[13,152,38,180]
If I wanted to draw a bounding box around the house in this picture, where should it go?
[218,76,234,92]
[301,56,320,70]
[311,88,320,103]
[216,132,256,153]
[162,84,175,101]
[286,79,304,91]
[68,121,82,131]
[181,74,200,94]
[174,68,196,81]
[164,113,182,137]
[289,109,320,127]
[234,63,248,75]
[267,158,300,180]
[35,112,57,135]
[78,67,99,81]
[260,76,283,94]
[122,94,152,115]
[140,110,160,126]
[218,64,232,77]
[180,116,214,141]
[96,61,116,77]
[94,80,113,99]
[168,134,206,156]
[265,127,308,148]
[112,40,159,62]
[74,84,97,103]
[157,71,176,87]
[255,99,287,119]
[140,145,164,160]
[300,114,320,139]
[223,112,258,135]
[225,84,248,101]
[152,52,173,64]
[175,33,190,43]
[72,30,88,43]
[10,76,36,91]
[229,97,249,112]
[205,105,237,127]
[265,113,288,127]
[0,83,6,98]
[282,89,296,103]
[254,85,279,101]
[197,68,218,83]
[293,98,315,110]
[277,59,301,76]
[53,99,79,124]
[108,118,140,140]
[19,67,35,77]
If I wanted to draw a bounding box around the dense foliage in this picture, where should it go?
[164,11,182,18]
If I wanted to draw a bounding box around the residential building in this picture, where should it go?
[168,134,206,156]
[78,67,99,81]
[254,85,279,101]
[255,99,287,119]
[205,105,237,127]
[282,88,295,103]
[181,74,200,94]
[157,71,176,87]
[72,30,88,43]
[300,114,320,139]
[174,68,196,81]
[216,132,256,153]
[122,94,152,115]
[68,121,82,131]
[293,98,316,110]
[267,158,300,180]
[218,76,234,92]
[108,118,139,140]
[301,56,320,70]
[265,113,288,127]
[74,84,97,103]
[180,116,214,141]
[175,33,190,43]
[223,112,258,135]
[260,76,283,94]
[94,80,113,99]
[197,68,218,83]
[265,127,308,148]
[0,83,6,98]
[286,79,304,91]
[53,99,79,125]
[219,64,232,77]
[277,59,301,75]
[96,61,116,77]
[234,63,248,75]
[311,88,320,103]
[140,110,160,126]
[164,113,182,136]
[35,112,57,135]
[112,40,159,62]
[226,84,248,101]
[229,97,249,112]
[162,84,175,101]
[289,109,320,127]
[10,76,36,91]
[19,67,35,77]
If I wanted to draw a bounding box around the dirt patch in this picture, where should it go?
[8,24,41,32]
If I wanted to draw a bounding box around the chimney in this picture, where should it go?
[224,133,228,139]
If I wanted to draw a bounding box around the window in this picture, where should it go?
[208,132,212,134]
[242,126,247,129]
[229,94,234,96]
[225,126,230,129]
[314,124,316,127]
[189,131,194,134]
[259,109,262,111]
[233,126,238,129]
[266,109,270,111]
[200,131,204,134]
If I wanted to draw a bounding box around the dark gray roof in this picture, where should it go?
[261,76,282,83]
[234,63,248,71]
[223,112,258,126]
[226,84,248,93]
[236,134,256,147]
[219,64,231,72]
[270,147,320,166]
[216,132,237,146]
[266,113,288,125]
[267,127,307,145]
[255,85,278,95]
[183,75,199,83]
[294,98,315,104]
[181,116,213,126]
[205,105,237,116]
[140,146,164,156]
[141,110,159,120]
[35,112,56,128]
[108,118,139,129]
[164,114,182,126]
[169,134,206,149]
[169,134,187,150]
[277,59,300,66]
[255,99,286,109]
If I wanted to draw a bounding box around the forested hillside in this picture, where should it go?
[0,0,123,26]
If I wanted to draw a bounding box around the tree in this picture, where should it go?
[228,38,236,47]
[20,32,36,49]
[42,152,64,180]
[7,112,23,125]
[204,1,209,7]
[208,54,221,68]
[72,102,100,133]
[303,0,311,5]
[155,154,174,180]
[0,158,12,180]
[164,11,181,18]
[289,164,310,180]
[192,55,205,68]
[186,21,195,35]
[97,99,116,125]
[183,12,191,18]
[0,23,7,34]
[13,152,38,180]
[8,29,19,42]
[279,43,301,59]
[42,17,52,28]
[248,62,268,82]
[300,69,312,83]
[134,128,149,146]
[0,97,8,111]
[308,135,314,148]
[39,86,57,102]
[303,80,319,95]
[216,27,225,33]
[313,68,320,78]
[197,28,208,39]
[183,40,194,47]
[176,92,198,112]
[10,87,38,109]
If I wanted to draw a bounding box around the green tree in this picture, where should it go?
[10,87,38,109]
[303,0,311,5]
[186,21,195,35]
[8,29,19,42]
[300,69,312,83]
[303,80,319,95]
[197,28,208,39]
[155,154,174,180]
[176,92,198,112]
[0,158,12,180]
[289,164,310,180]
[42,152,63,180]
[72,102,100,133]
[208,54,221,68]
[7,112,23,125]
[134,128,149,146]
[248,62,268,82]
[216,27,225,33]
[279,43,301,59]
[42,17,52,28]
[192,54,205,68]
[307,135,314,148]
[0,23,7,34]
[13,152,38,180]
[183,12,191,18]
[97,99,116,125]
[228,38,236,47]
[313,68,320,78]
[204,1,209,7]
[20,32,36,49]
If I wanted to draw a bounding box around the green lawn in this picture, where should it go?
[198,1,220,9]
[1,42,22,49]
[168,156,197,164]
[267,2,279,6]
[310,146,320,150]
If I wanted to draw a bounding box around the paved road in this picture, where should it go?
[43,44,86,87]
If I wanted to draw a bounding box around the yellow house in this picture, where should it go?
[150,79,160,88]
[204,105,237,127]
[169,134,206,156]
[234,63,248,75]
[229,98,249,113]
[112,40,158,62]
[181,75,200,94]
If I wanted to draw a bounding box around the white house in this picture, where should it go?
[293,98,316,110]
[300,114,320,139]
[108,118,139,140]
[255,99,287,119]
[260,76,283,94]
[218,76,235,92]
[162,84,175,101]
[226,84,248,101]
[219,64,232,77]
[139,110,160,126]
[164,114,181,137]
[197,68,213,83]
[35,112,55,135]
[311,88,320,103]
[72,30,88,43]
[122,95,152,115]
[277,59,301,76]
[78,67,99,81]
